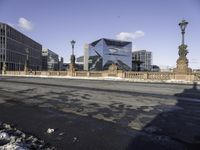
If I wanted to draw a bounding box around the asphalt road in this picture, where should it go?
[0,76,200,150]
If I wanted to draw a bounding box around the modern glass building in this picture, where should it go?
[42,48,59,71]
[0,22,42,71]
[85,38,132,71]
[132,50,152,71]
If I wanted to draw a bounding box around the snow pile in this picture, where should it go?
[47,128,54,134]
[0,143,26,150]
[0,122,54,150]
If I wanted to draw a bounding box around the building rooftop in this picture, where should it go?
[90,38,132,47]
[0,22,42,47]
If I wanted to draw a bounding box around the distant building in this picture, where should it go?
[42,48,59,71]
[159,65,174,72]
[132,50,152,71]
[58,57,64,71]
[193,69,200,73]
[0,22,42,71]
[85,38,132,71]
[63,63,68,70]
[150,65,160,72]
[76,56,84,63]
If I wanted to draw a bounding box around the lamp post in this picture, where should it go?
[174,19,191,74]
[2,61,6,75]
[71,40,75,55]
[179,19,188,45]
[178,20,189,58]
[24,48,29,72]
[68,40,76,74]
[18,61,20,71]
[70,40,76,64]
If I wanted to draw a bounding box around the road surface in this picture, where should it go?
[0,76,200,150]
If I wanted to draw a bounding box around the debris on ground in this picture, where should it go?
[0,122,55,149]
[47,128,55,134]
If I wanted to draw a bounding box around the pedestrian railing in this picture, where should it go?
[89,71,102,77]
[2,70,199,82]
[75,71,88,77]
[124,72,146,79]
[148,72,173,80]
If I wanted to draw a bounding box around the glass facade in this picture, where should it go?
[42,48,59,71]
[87,38,132,71]
[0,23,6,70]
[132,50,152,71]
[0,23,42,71]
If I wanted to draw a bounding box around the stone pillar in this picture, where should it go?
[107,64,118,77]
[68,40,76,76]
[2,62,6,75]
[173,44,192,74]
[174,20,192,76]
[68,63,76,76]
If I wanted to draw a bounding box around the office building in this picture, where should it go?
[0,22,42,71]
[86,38,132,71]
[132,50,152,71]
[76,56,84,63]
[58,57,64,71]
[42,48,59,71]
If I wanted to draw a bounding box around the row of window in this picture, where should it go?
[6,25,42,50]
[0,24,6,36]
[0,54,6,61]
[6,50,25,63]
[7,38,41,59]
[0,36,5,48]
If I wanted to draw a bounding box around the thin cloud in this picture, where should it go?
[190,59,200,64]
[116,30,145,41]
[18,17,33,31]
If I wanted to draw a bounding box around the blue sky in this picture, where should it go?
[0,0,200,69]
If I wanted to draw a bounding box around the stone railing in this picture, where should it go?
[147,72,173,80]
[4,71,25,75]
[124,72,174,80]
[59,71,68,76]
[48,71,61,76]
[2,70,200,82]
[75,71,88,77]
[89,71,103,77]
[124,72,147,79]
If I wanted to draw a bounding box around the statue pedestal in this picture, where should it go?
[106,64,118,77]
[173,44,192,75]
[173,57,192,74]
[68,63,76,76]
[108,64,118,72]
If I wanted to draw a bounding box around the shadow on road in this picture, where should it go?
[127,82,200,150]
[1,80,200,150]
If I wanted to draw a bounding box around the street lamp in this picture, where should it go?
[24,48,29,72]
[71,40,76,55]
[174,19,191,74]
[70,40,76,64]
[179,19,188,45]
[2,61,6,75]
